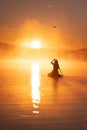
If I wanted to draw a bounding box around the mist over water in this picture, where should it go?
[0,59,87,130]
[0,0,87,129]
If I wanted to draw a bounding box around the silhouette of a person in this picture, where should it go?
[51,59,60,76]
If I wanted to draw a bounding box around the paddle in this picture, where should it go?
[59,67,63,76]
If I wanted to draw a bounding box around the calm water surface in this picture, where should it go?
[0,60,87,130]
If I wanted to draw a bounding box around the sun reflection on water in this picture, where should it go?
[31,63,40,114]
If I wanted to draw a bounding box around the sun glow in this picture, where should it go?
[31,40,41,48]
[31,63,40,114]
[21,40,41,48]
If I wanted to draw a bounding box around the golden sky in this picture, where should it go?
[0,0,87,49]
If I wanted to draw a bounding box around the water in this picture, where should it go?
[0,60,87,130]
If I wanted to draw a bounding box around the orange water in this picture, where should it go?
[0,60,87,130]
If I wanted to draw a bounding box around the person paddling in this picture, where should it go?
[51,59,59,76]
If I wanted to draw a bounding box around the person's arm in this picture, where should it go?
[51,59,55,65]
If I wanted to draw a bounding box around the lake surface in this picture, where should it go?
[0,60,87,130]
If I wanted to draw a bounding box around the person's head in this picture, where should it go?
[55,59,58,64]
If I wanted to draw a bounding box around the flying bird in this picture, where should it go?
[53,25,56,28]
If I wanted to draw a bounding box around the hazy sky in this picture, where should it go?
[0,0,87,49]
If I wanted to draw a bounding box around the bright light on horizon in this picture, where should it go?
[21,40,41,48]
[31,40,41,48]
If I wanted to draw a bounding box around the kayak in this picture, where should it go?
[48,72,63,79]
